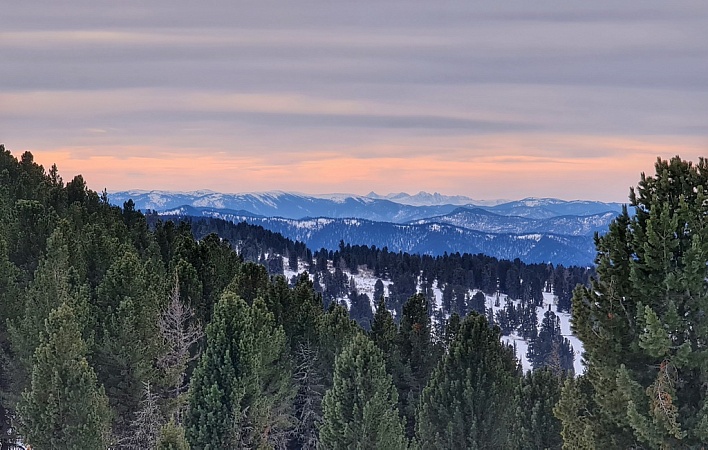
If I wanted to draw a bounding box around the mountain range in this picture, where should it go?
[111,190,623,221]
[110,190,624,266]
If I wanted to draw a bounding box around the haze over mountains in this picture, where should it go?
[111,190,624,266]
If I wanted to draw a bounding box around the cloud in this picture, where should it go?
[1,1,707,201]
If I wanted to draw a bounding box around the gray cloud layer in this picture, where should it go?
[1,1,707,199]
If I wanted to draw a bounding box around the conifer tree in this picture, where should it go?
[370,297,406,401]
[186,292,294,449]
[553,375,601,450]
[558,156,708,448]
[397,293,437,437]
[515,368,564,450]
[157,420,190,450]
[285,273,324,348]
[228,261,270,305]
[370,297,398,360]
[415,312,519,449]
[0,237,20,446]
[10,226,92,375]
[526,310,574,374]
[94,250,162,437]
[320,333,407,450]
[317,302,361,385]
[17,303,111,449]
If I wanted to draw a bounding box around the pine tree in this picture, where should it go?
[0,237,20,447]
[320,333,407,450]
[415,312,519,449]
[17,303,111,449]
[186,292,294,449]
[228,261,270,305]
[397,293,437,437]
[515,368,564,450]
[10,226,91,371]
[157,419,190,450]
[526,309,574,374]
[370,297,398,359]
[94,250,162,438]
[285,273,324,349]
[553,375,601,450]
[558,156,708,448]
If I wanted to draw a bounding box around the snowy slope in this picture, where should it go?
[409,208,617,236]
[282,259,585,375]
[165,211,596,266]
[366,191,507,207]
[110,190,459,223]
[112,190,623,223]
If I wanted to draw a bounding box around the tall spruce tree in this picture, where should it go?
[10,226,91,371]
[415,312,519,449]
[369,297,406,404]
[515,368,564,450]
[370,296,398,364]
[94,250,162,438]
[397,293,437,437]
[17,303,111,449]
[526,309,574,374]
[557,156,708,448]
[320,333,407,450]
[0,237,20,447]
[186,292,294,449]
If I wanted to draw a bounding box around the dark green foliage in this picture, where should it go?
[559,156,708,448]
[469,290,486,315]
[8,199,57,276]
[554,375,604,450]
[317,302,361,383]
[415,313,519,449]
[348,288,373,330]
[93,250,163,436]
[527,310,574,374]
[515,369,564,450]
[17,303,111,449]
[373,279,385,303]
[186,292,294,449]
[370,297,407,402]
[443,312,462,349]
[157,419,191,450]
[370,297,397,359]
[228,261,269,305]
[286,273,326,349]
[10,226,92,374]
[320,333,407,450]
[397,293,438,438]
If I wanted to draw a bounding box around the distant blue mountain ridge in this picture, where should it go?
[111,190,624,266]
[110,190,623,221]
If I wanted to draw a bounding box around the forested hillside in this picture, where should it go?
[1,145,707,449]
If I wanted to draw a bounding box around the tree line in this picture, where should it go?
[2,145,706,448]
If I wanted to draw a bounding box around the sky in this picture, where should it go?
[1,1,707,202]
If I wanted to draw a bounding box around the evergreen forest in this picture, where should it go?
[1,144,708,449]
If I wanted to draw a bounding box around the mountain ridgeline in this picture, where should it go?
[116,190,624,266]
